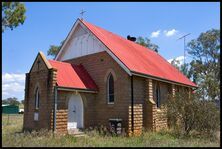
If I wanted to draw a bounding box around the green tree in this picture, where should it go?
[2,99,8,105]
[47,40,64,58]
[170,59,191,79]
[21,100,25,105]
[170,29,220,101]
[2,2,26,32]
[136,36,159,52]
[187,29,220,101]
[170,58,181,70]
[2,97,20,106]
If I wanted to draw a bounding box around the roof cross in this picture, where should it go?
[80,9,86,20]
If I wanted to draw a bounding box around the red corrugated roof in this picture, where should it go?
[48,60,98,90]
[81,20,197,87]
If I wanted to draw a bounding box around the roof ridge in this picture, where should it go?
[81,19,157,54]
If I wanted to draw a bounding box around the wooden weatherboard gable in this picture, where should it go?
[55,20,105,61]
[55,19,131,76]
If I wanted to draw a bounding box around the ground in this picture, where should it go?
[2,114,220,147]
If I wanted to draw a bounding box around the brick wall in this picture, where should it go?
[144,78,169,131]
[129,76,145,136]
[23,73,30,130]
[128,104,143,136]
[155,108,168,131]
[80,92,97,128]
[23,53,57,131]
[50,109,68,133]
[65,51,131,133]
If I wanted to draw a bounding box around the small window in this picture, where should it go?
[156,83,161,108]
[107,74,114,104]
[35,87,40,109]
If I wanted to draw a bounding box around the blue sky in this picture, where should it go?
[2,2,220,100]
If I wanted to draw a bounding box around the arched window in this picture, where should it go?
[107,73,114,104]
[155,83,161,108]
[35,87,40,109]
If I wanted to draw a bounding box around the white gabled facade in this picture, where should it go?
[55,19,132,75]
[57,22,105,61]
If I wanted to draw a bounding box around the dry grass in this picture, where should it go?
[2,114,220,147]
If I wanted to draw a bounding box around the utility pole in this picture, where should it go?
[177,33,191,65]
[80,9,86,20]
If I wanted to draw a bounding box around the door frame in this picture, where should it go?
[67,93,84,129]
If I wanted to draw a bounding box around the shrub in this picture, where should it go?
[194,100,220,136]
[164,90,220,137]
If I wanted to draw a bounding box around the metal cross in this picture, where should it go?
[80,9,86,20]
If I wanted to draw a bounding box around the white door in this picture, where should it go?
[67,93,84,131]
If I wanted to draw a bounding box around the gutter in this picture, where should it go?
[53,86,58,132]
[56,86,98,93]
[131,75,134,133]
[131,71,197,89]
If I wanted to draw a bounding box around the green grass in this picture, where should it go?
[2,114,220,147]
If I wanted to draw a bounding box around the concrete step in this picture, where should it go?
[74,134,87,137]
[68,128,86,137]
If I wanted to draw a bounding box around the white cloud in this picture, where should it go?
[167,56,185,66]
[2,91,9,95]
[2,73,25,100]
[2,73,25,83]
[150,30,161,38]
[2,82,24,92]
[164,29,178,37]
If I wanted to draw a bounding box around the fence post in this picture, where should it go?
[7,114,9,125]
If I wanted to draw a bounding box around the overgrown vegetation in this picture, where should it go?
[168,29,220,138]
[171,29,220,101]
[165,91,220,137]
[2,114,219,147]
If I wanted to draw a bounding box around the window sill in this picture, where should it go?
[107,102,114,105]
[34,108,39,112]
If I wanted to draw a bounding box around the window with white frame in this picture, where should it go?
[35,87,40,109]
[107,73,114,104]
